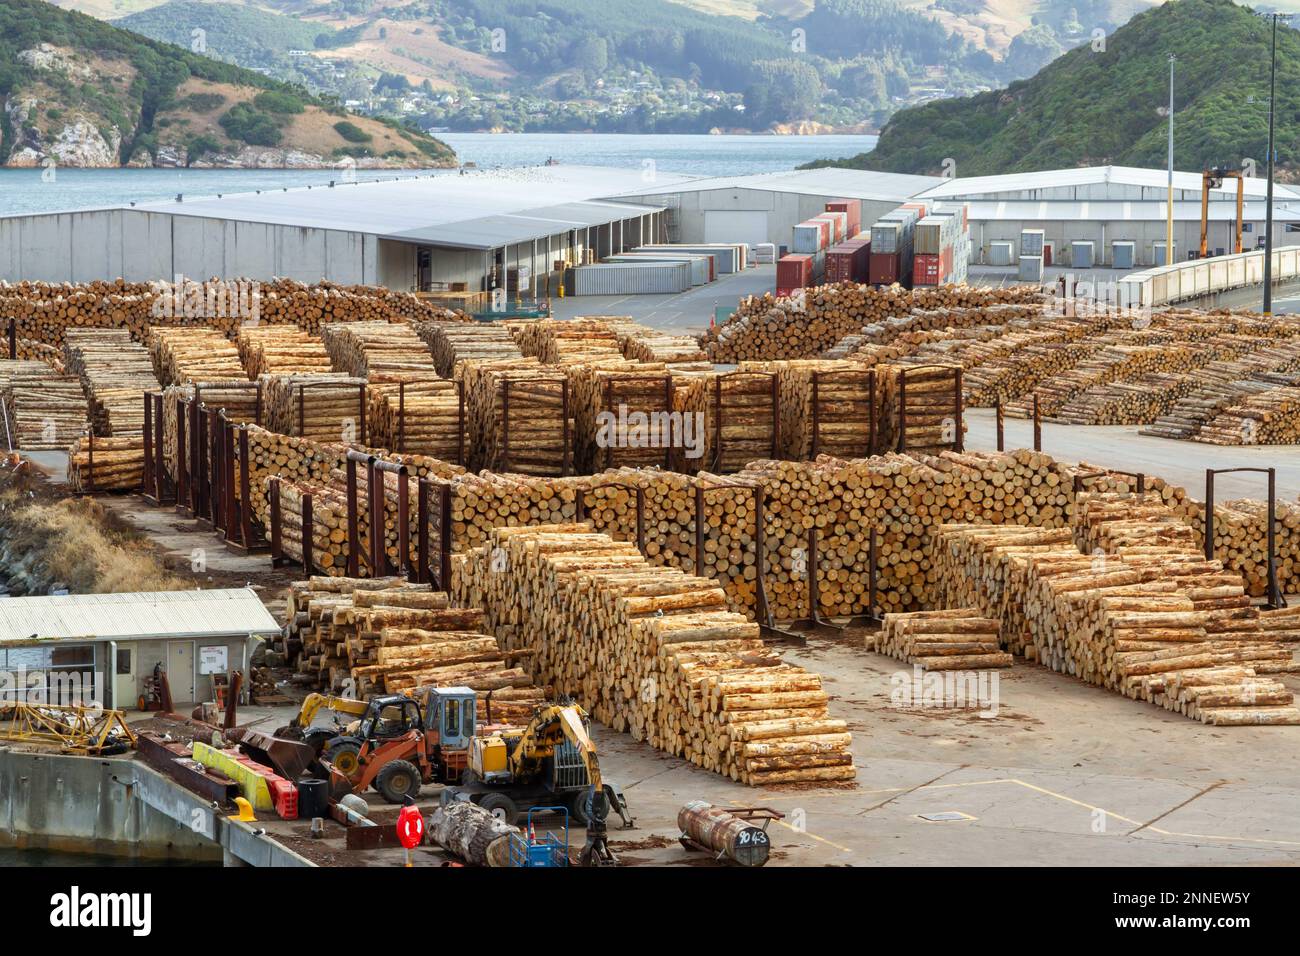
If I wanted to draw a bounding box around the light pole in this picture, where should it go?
[1167,54,1175,267]
[1263,13,1284,315]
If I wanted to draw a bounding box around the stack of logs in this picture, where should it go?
[149,327,245,385]
[321,321,437,381]
[262,374,368,442]
[0,361,87,450]
[873,609,1012,670]
[460,358,571,475]
[63,329,159,436]
[457,524,855,785]
[367,379,463,462]
[282,577,545,720]
[417,321,523,378]
[237,326,332,378]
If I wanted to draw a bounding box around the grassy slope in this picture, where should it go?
[819,0,1300,177]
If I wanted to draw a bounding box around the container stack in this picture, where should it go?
[775,254,814,297]
[869,203,926,286]
[912,207,968,288]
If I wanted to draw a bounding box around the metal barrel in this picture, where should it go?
[677,801,771,867]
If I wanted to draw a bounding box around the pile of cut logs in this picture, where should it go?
[459,358,571,475]
[416,321,524,378]
[514,317,624,364]
[0,362,87,450]
[237,326,332,378]
[568,360,675,472]
[149,327,245,385]
[699,283,1044,362]
[66,435,143,492]
[671,369,778,474]
[282,577,544,718]
[321,321,437,381]
[262,373,368,443]
[1194,386,1300,445]
[63,329,159,436]
[367,379,464,462]
[873,609,1012,670]
[457,524,854,785]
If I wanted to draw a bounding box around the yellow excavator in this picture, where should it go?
[274,693,373,751]
[440,701,633,866]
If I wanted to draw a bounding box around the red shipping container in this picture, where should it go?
[776,254,813,297]
[914,253,941,286]
[826,238,870,283]
[869,251,900,285]
[825,200,861,238]
[814,211,847,245]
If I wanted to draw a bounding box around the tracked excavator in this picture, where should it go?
[441,700,633,866]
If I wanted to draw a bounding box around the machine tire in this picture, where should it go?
[479,793,518,826]
[322,739,361,776]
[375,760,422,804]
[568,790,590,826]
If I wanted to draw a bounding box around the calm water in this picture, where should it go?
[0,133,876,216]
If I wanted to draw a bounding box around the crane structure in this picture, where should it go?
[0,701,136,755]
[1200,165,1246,259]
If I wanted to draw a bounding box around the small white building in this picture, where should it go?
[0,588,280,710]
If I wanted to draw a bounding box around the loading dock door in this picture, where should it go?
[168,641,195,703]
[704,211,769,249]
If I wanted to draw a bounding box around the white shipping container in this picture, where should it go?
[572,261,692,295]
[1021,229,1045,257]
[1019,255,1044,283]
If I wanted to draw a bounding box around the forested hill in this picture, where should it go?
[804,0,1300,179]
[1,0,454,167]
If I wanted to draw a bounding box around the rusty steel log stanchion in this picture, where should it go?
[954,367,964,453]
[996,400,1005,452]
[142,394,156,500]
[6,318,13,360]
[369,459,411,577]
[345,451,374,578]
[1205,467,1286,610]
[152,394,167,505]
[1033,394,1042,452]
[269,477,284,565]
[301,492,315,575]
[176,399,190,517]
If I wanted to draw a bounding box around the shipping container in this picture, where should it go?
[603,252,713,285]
[813,211,848,245]
[825,238,871,283]
[1111,240,1135,270]
[636,243,746,273]
[913,211,959,255]
[1021,229,1045,258]
[792,219,831,255]
[752,243,776,265]
[1070,241,1095,270]
[869,251,900,285]
[824,199,861,238]
[776,254,814,297]
[571,261,692,295]
[988,241,1015,267]
[1018,255,1044,283]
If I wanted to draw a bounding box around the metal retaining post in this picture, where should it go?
[1205,467,1286,609]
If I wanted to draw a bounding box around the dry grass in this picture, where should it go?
[0,486,184,595]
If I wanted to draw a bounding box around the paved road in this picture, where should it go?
[551,265,776,334]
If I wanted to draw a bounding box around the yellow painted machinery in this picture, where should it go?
[0,701,135,755]
[441,701,632,866]
[1201,166,1246,258]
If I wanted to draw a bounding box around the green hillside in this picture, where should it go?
[0,0,453,166]
[806,0,1300,177]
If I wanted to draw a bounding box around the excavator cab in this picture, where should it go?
[424,686,476,750]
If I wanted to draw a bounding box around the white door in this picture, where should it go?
[704,210,769,249]
[167,641,195,704]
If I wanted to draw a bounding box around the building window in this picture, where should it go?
[1243,223,1254,233]
[117,648,132,675]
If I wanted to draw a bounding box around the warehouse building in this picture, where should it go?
[912,166,1300,268]
[0,165,693,294]
[611,165,1300,269]
[612,168,944,252]
[0,588,279,710]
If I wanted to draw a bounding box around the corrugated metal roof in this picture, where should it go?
[0,588,280,643]
[964,199,1300,222]
[613,167,944,203]
[918,166,1300,201]
[385,199,662,249]
[120,165,695,248]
